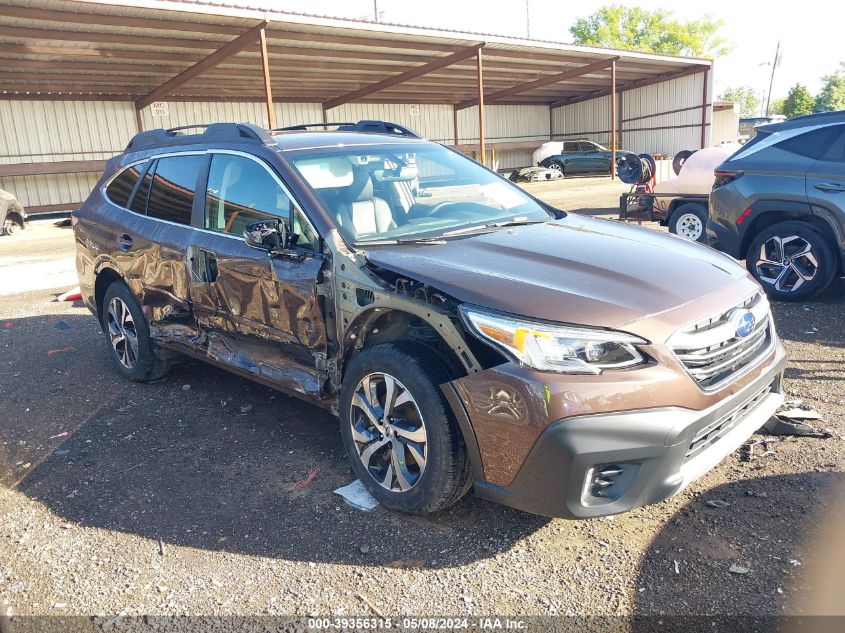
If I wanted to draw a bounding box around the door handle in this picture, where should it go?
[117,233,134,250]
[815,182,845,193]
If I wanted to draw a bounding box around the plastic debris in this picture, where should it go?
[56,287,82,302]
[706,499,731,508]
[3,322,12,330]
[54,320,71,330]
[49,431,69,439]
[239,403,253,414]
[764,400,830,437]
[729,564,750,575]
[334,479,379,511]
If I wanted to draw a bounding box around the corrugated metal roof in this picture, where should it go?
[0,0,710,107]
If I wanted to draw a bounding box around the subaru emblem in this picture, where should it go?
[729,309,756,338]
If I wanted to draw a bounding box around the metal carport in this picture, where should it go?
[0,0,713,214]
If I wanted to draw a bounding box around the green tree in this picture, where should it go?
[814,62,845,112]
[719,86,761,117]
[782,84,815,118]
[768,97,786,116]
[569,5,732,58]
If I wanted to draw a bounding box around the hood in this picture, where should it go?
[364,215,749,329]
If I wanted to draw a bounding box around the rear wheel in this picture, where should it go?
[746,221,837,301]
[101,281,170,381]
[339,343,471,514]
[669,203,708,243]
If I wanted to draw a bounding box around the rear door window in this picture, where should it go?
[146,155,204,225]
[105,164,143,208]
[563,142,580,152]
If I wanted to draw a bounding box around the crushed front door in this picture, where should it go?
[188,151,328,398]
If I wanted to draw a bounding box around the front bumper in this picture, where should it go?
[471,342,787,519]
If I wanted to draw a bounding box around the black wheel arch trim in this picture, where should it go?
[741,200,844,264]
[440,382,485,482]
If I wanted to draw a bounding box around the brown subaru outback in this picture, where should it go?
[73,121,787,518]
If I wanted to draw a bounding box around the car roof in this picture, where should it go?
[123,120,427,155]
[757,109,845,134]
[272,131,429,152]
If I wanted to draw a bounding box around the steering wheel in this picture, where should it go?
[407,200,461,220]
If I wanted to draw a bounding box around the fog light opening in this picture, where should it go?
[586,463,640,503]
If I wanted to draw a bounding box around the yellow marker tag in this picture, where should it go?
[544,384,551,404]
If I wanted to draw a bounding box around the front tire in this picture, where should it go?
[101,281,170,381]
[547,160,564,178]
[339,343,471,514]
[746,221,837,301]
[669,203,708,242]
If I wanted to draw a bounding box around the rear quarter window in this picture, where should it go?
[775,126,844,160]
[105,164,143,208]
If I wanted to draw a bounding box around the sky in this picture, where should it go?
[245,0,845,107]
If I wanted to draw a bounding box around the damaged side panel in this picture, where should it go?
[167,228,330,399]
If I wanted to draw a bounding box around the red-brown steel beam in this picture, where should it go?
[258,27,276,129]
[135,21,268,110]
[322,43,484,110]
[454,56,618,110]
[476,48,486,165]
[610,59,616,179]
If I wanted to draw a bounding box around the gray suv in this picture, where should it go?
[708,110,845,300]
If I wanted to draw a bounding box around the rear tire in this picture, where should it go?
[339,343,471,515]
[101,281,170,381]
[669,203,708,243]
[746,221,837,301]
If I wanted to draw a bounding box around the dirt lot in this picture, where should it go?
[1,181,844,627]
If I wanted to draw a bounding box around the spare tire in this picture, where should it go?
[672,150,696,175]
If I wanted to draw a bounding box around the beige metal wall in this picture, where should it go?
[1,76,709,210]
[458,104,550,169]
[712,104,740,145]
[0,100,137,208]
[551,72,713,156]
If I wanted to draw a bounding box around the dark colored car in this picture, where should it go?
[708,110,845,300]
[0,189,27,235]
[538,140,638,177]
[74,120,786,519]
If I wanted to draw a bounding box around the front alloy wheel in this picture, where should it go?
[349,372,427,492]
[339,343,471,514]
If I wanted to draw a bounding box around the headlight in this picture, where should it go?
[460,306,648,374]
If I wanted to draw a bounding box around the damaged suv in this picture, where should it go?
[74,121,787,518]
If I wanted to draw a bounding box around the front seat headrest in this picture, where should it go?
[341,168,373,204]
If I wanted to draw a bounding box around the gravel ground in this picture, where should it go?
[1,190,844,626]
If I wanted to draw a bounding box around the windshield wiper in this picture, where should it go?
[365,218,549,246]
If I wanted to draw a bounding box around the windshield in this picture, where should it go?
[286,143,551,244]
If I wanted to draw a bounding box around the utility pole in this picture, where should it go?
[765,40,780,116]
[526,0,530,38]
[373,0,380,22]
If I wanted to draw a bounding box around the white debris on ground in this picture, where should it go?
[334,480,379,511]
